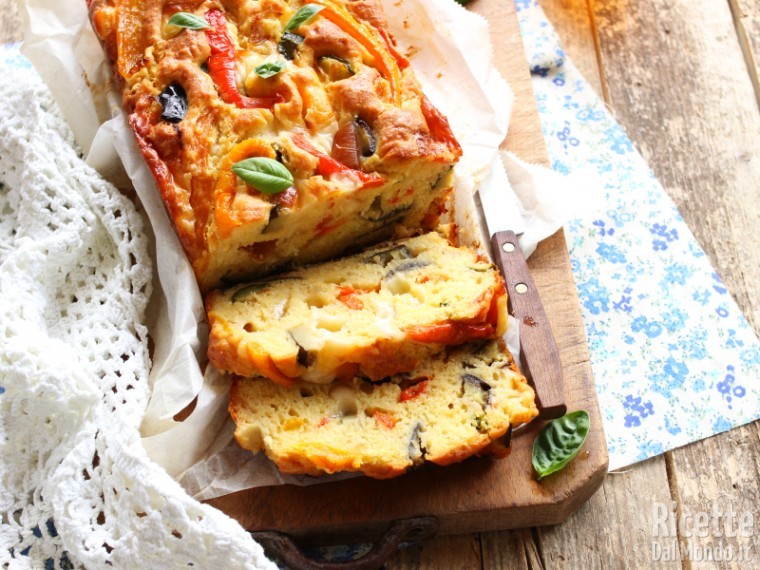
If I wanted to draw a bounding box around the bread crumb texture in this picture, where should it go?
[89,0,462,291]
[229,339,538,478]
[207,232,508,384]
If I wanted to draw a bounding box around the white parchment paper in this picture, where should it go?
[20,0,596,500]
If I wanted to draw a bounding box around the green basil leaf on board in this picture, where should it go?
[283,4,324,32]
[532,410,590,481]
[167,12,211,30]
[232,157,294,194]
[255,61,286,79]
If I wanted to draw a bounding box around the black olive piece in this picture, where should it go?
[158,83,188,123]
[363,244,411,267]
[316,55,355,80]
[294,339,313,368]
[383,260,431,280]
[354,117,377,157]
[361,203,411,223]
[461,373,492,392]
[231,275,302,302]
[278,32,304,60]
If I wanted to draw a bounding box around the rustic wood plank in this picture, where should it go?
[386,533,483,570]
[480,529,531,570]
[536,457,684,569]
[0,0,20,43]
[539,0,606,96]
[498,2,684,568]
[589,1,760,569]
[728,0,760,103]
[592,0,760,332]
[666,423,760,569]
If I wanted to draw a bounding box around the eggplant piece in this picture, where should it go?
[278,32,304,60]
[461,373,492,393]
[355,118,376,157]
[360,195,412,223]
[407,422,427,466]
[231,275,301,302]
[383,260,431,280]
[363,244,411,267]
[461,373,492,407]
[332,118,378,170]
[316,55,355,81]
[159,83,188,123]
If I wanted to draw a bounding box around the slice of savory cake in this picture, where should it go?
[229,340,538,478]
[206,232,508,385]
[88,0,462,292]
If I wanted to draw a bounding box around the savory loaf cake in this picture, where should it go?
[229,340,538,478]
[88,0,462,292]
[207,232,508,385]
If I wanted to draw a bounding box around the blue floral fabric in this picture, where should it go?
[515,2,760,469]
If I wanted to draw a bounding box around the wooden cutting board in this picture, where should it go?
[207,0,608,544]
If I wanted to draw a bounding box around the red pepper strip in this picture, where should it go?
[373,410,397,429]
[420,94,463,157]
[399,380,429,403]
[377,28,410,70]
[292,134,384,188]
[336,285,364,310]
[116,0,148,78]
[404,322,495,345]
[204,9,284,110]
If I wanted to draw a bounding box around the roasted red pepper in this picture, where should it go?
[404,322,494,344]
[373,410,397,429]
[378,28,410,70]
[399,380,429,403]
[292,133,384,188]
[336,285,364,310]
[420,95,462,157]
[205,9,284,110]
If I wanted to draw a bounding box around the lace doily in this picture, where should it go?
[0,59,275,569]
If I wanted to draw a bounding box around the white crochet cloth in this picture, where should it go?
[0,61,275,569]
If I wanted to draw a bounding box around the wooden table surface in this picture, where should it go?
[4,0,758,568]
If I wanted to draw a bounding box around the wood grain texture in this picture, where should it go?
[492,230,567,419]
[728,0,760,102]
[540,0,606,96]
[0,0,20,44]
[388,533,483,570]
[666,423,760,569]
[593,0,760,333]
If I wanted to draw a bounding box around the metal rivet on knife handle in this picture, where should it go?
[490,230,567,420]
[502,241,516,253]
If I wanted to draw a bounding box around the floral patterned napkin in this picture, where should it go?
[515,1,760,469]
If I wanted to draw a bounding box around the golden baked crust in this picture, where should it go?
[88,0,462,291]
[206,232,509,385]
[229,340,538,478]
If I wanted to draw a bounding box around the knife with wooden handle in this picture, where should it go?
[476,164,567,420]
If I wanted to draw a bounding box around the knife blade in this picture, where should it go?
[476,162,567,420]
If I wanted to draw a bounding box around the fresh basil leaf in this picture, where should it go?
[283,4,324,32]
[167,12,210,30]
[255,61,286,79]
[454,0,472,4]
[232,157,294,194]
[532,410,590,481]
